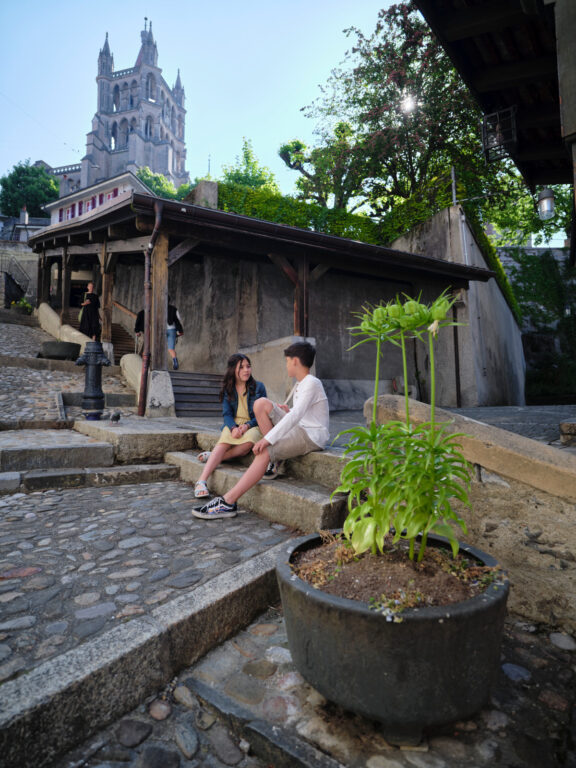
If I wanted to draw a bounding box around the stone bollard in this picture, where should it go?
[75,341,111,420]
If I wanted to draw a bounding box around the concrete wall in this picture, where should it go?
[392,207,525,406]
[111,206,524,410]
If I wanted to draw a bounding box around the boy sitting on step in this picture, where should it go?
[192,341,330,520]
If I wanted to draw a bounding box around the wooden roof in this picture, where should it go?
[415,0,571,188]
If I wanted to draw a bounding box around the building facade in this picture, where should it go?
[47,21,189,197]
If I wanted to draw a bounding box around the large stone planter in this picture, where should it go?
[40,341,81,361]
[276,532,509,745]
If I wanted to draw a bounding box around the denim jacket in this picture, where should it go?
[222,381,267,430]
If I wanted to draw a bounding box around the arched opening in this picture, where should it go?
[130,79,138,108]
[146,73,156,101]
[144,115,154,139]
[111,122,118,150]
[112,85,120,112]
[177,115,184,139]
[119,119,129,147]
[130,117,138,133]
[121,82,129,110]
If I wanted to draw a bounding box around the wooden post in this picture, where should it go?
[55,255,63,308]
[101,269,114,344]
[61,248,70,322]
[151,232,169,370]
[295,253,309,337]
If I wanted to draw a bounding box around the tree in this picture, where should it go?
[284,1,484,214]
[136,167,191,200]
[220,139,279,193]
[0,160,59,217]
[279,122,370,211]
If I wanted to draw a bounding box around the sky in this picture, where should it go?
[0,0,393,196]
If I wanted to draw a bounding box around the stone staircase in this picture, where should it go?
[0,418,348,533]
[169,371,221,417]
[61,308,135,364]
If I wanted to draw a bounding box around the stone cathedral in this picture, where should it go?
[48,20,189,196]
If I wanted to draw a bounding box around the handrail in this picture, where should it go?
[113,299,137,319]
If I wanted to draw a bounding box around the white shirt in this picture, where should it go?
[266,374,330,448]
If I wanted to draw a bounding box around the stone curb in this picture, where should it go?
[73,420,199,463]
[371,394,576,502]
[189,678,342,768]
[0,463,181,495]
[0,543,286,768]
[0,353,122,376]
[166,451,347,533]
[0,442,114,473]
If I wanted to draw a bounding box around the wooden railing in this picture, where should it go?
[112,300,137,319]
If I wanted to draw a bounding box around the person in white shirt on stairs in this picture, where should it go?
[192,341,329,520]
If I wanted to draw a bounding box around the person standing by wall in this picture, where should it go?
[167,298,184,370]
[78,281,101,341]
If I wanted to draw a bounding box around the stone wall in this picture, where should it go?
[0,242,39,305]
[392,207,525,406]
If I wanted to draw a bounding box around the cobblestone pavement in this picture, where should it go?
[0,322,135,424]
[0,481,292,684]
[54,608,576,768]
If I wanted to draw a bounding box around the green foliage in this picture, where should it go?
[136,167,190,200]
[0,160,59,217]
[220,138,280,193]
[11,296,33,314]
[333,292,472,562]
[279,122,370,211]
[504,248,576,398]
[218,181,384,243]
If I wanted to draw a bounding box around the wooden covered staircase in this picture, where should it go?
[169,371,221,418]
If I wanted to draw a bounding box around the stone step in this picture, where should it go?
[0,429,114,472]
[192,429,346,492]
[166,450,347,533]
[0,462,180,495]
[73,418,198,463]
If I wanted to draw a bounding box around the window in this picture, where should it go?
[78,201,83,215]
[58,208,63,222]
[113,187,118,198]
[71,203,76,218]
[99,193,104,205]
[92,196,97,208]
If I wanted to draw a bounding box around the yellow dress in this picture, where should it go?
[216,390,262,446]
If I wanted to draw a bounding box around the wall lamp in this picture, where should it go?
[537,188,555,221]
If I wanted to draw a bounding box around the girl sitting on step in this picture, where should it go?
[194,353,267,498]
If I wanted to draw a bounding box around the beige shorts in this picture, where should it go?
[267,404,321,462]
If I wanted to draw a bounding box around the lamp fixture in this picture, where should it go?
[537,188,555,221]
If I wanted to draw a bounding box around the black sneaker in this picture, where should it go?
[192,496,237,519]
[262,461,283,480]
[173,357,179,370]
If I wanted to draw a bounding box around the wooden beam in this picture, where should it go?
[167,237,200,267]
[310,264,330,283]
[295,253,309,337]
[151,232,169,371]
[135,216,155,234]
[61,248,71,321]
[474,56,558,93]
[268,253,298,285]
[105,236,150,254]
[101,268,114,344]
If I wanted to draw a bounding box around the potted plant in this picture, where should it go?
[11,297,33,315]
[276,291,509,746]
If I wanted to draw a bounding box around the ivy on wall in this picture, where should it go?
[216,181,519,321]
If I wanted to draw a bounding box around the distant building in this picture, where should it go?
[41,20,189,197]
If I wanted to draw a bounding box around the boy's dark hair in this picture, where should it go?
[284,341,316,368]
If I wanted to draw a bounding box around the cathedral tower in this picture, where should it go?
[79,20,189,190]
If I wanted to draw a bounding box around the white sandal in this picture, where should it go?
[194,480,210,498]
[197,451,211,463]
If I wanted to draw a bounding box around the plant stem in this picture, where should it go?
[401,330,410,427]
[372,336,381,425]
[428,330,435,431]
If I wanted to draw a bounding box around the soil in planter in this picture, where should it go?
[292,533,502,610]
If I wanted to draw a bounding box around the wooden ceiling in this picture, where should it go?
[414,0,571,188]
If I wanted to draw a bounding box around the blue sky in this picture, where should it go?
[0,0,392,195]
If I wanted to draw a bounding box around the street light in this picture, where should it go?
[537,188,555,221]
